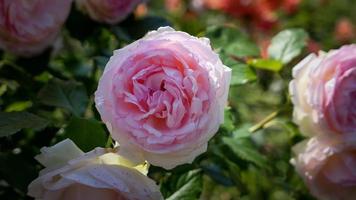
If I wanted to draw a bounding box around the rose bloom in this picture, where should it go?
[75,0,144,24]
[28,139,162,200]
[289,44,356,137]
[0,0,72,57]
[95,27,231,169]
[292,136,356,200]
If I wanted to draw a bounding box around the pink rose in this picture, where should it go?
[289,44,356,137]
[95,27,231,169]
[0,0,72,57]
[292,136,356,200]
[28,139,163,200]
[75,0,144,24]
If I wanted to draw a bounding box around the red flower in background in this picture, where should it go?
[307,39,321,54]
[334,18,355,43]
[165,0,183,12]
[200,0,300,30]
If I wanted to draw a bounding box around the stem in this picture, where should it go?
[248,111,279,133]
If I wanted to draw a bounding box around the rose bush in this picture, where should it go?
[289,44,356,137]
[75,0,144,24]
[292,136,356,200]
[28,139,162,200]
[95,26,231,169]
[0,0,72,57]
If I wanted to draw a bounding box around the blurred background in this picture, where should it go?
[0,0,355,199]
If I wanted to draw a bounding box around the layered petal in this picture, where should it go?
[290,44,356,138]
[292,136,356,200]
[28,139,162,200]
[95,26,231,169]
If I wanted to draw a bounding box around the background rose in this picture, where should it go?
[95,27,231,169]
[75,0,144,24]
[289,44,356,137]
[292,136,356,200]
[28,139,162,200]
[0,0,72,57]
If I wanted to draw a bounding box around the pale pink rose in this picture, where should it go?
[289,44,356,137]
[28,139,163,200]
[292,136,356,200]
[95,27,231,169]
[0,0,72,57]
[75,0,144,24]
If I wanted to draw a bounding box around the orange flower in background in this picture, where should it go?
[199,0,301,30]
[334,18,355,43]
[282,0,300,13]
[135,3,148,17]
[165,0,183,12]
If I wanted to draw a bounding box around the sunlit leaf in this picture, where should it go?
[5,101,32,112]
[248,58,283,72]
[268,29,308,64]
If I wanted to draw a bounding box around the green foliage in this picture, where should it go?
[166,170,203,200]
[248,59,284,72]
[222,137,269,170]
[1,1,354,199]
[206,26,259,85]
[38,79,89,116]
[123,16,172,39]
[61,117,107,152]
[206,26,260,57]
[268,29,308,64]
[0,111,48,137]
[227,60,257,86]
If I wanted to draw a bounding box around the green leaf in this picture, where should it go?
[268,29,308,64]
[0,111,49,137]
[124,16,172,39]
[5,101,32,112]
[206,26,260,57]
[221,108,236,132]
[62,117,107,152]
[222,55,256,86]
[222,137,268,169]
[206,26,258,86]
[166,170,203,200]
[231,63,257,85]
[38,79,88,116]
[200,175,240,200]
[248,59,283,72]
[111,26,132,42]
[232,124,252,139]
[201,163,234,186]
